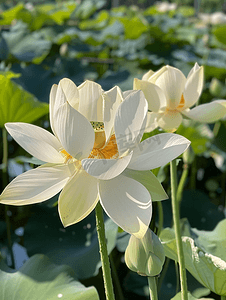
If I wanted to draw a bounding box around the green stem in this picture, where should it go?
[109,253,125,300]
[95,202,115,300]
[190,156,196,190]
[213,121,221,137]
[157,257,170,293]
[148,277,158,300]
[221,170,226,208]
[221,296,226,300]
[176,164,189,204]
[170,160,188,300]
[2,128,15,268]
[157,201,163,236]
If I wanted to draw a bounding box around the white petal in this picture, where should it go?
[58,78,80,110]
[183,65,204,108]
[114,90,148,155]
[133,78,166,112]
[5,123,64,163]
[99,174,152,238]
[186,62,201,80]
[154,66,186,109]
[0,164,71,205]
[148,66,168,84]
[103,86,123,144]
[82,152,133,180]
[128,133,190,171]
[182,100,226,123]
[78,80,103,121]
[142,69,154,81]
[145,112,160,132]
[58,168,99,227]
[53,78,79,119]
[123,168,168,201]
[54,94,95,160]
[122,90,135,99]
[49,84,58,137]
[158,111,183,131]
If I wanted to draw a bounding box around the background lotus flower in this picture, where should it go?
[134,63,226,132]
[0,79,190,238]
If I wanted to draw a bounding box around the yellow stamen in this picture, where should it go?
[93,131,106,149]
[89,134,118,159]
[60,149,73,163]
[165,94,185,114]
[176,94,185,110]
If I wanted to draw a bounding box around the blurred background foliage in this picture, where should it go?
[0,0,226,299]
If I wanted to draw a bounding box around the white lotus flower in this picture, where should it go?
[0,79,190,238]
[134,63,226,132]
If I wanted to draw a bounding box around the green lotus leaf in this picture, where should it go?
[160,219,226,296]
[0,3,24,25]
[25,206,118,279]
[171,291,214,300]
[0,254,99,300]
[177,120,213,155]
[213,25,226,46]
[0,74,48,127]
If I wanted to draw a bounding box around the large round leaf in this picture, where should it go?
[24,206,118,279]
[0,74,48,127]
[0,254,99,300]
[160,219,226,296]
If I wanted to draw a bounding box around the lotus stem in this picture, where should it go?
[176,163,189,204]
[95,202,115,300]
[170,159,188,300]
[148,277,158,300]
[157,201,163,236]
[2,128,15,268]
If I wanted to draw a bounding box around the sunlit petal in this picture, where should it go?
[103,86,123,144]
[145,112,160,132]
[114,90,148,155]
[182,100,226,123]
[58,169,99,227]
[147,66,167,84]
[128,133,190,170]
[53,78,79,119]
[58,78,80,110]
[78,80,103,121]
[5,123,64,163]
[49,84,58,137]
[158,111,183,131]
[155,66,186,109]
[186,62,201,80]
[0,164,71,205]
[183,65,204,108]
[142,69,154,81]
[133,78,166,112]
[99,174,152,238]
[54,92,95,160]
[82,152,133,180]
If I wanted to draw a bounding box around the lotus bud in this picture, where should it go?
[209,78,224,97]
[183,145,195,165]
[125,228,165,277]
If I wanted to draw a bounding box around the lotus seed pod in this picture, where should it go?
[125,228,165,277]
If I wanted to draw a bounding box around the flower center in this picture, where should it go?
[166,94,185,113]
[60,149,73,163]
[89,134,119,159]
[176,94,185,110]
